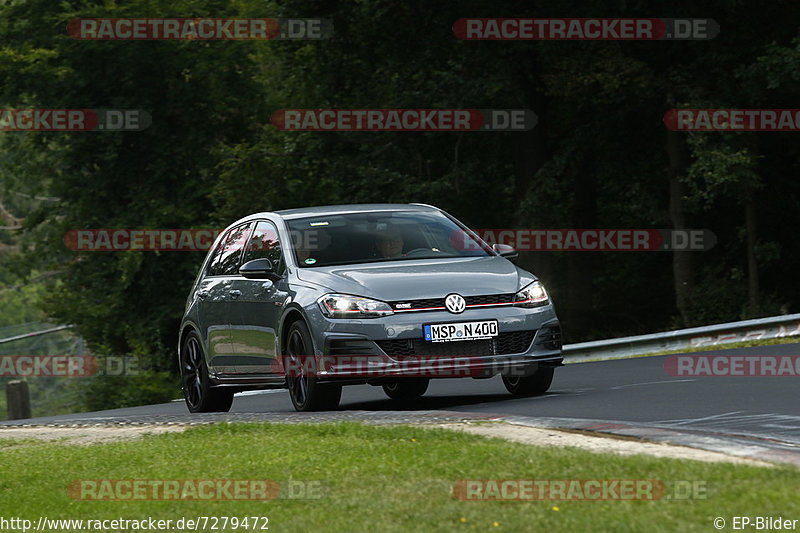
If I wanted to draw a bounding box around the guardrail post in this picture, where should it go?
[6,380,31,420]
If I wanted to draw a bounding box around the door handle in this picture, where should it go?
[197,290,209,299]
[229,289,242,298]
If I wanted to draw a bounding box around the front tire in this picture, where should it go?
[502,367,554,396]
[180,331,234,413]
[382,378,429,401]
[284,320,341,412]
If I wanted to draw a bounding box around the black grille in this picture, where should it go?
[465,293,515,306]
[374,338,416,357]
[376,330,536,358]
[390,298,443,310]
[328,339,378,355]
[498,330,537,353]
[389,293,515,311]
[535,326,562,350]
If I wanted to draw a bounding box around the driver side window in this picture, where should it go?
[242,220,285,275]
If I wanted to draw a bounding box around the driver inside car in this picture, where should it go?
[375,229,405,258]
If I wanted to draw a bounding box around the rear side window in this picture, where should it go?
[242,220,285,275]
[207,222,252,276]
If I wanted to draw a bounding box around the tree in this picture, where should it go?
[0,0,268,407]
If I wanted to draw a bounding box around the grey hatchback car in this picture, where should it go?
[178,204,562,412]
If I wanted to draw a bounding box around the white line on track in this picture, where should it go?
[610,379,696,390]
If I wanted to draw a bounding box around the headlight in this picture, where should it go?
[514,281,549,308]
[318,294,394,319]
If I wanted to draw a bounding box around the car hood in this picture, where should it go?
[295,256,533,301]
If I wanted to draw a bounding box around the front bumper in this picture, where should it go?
[299,304,562,380]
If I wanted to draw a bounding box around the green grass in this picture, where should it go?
[0,422,797,532]
[0,437,43,449]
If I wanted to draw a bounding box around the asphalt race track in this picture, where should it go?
[3,343,799,465]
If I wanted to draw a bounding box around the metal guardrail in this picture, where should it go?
[563,313,800,362]
[0,325,75,346]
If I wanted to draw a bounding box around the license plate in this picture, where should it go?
[423,320,499,343]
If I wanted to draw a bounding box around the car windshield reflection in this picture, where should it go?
[286,210,490,267]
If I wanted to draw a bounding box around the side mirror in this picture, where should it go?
[492,243,519,263]
[239,258,280,280]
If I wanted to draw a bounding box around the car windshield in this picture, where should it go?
[286,210,491,267]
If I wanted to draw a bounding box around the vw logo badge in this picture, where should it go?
[445,293,466,314]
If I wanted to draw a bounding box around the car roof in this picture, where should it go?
[271,203,440,220]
